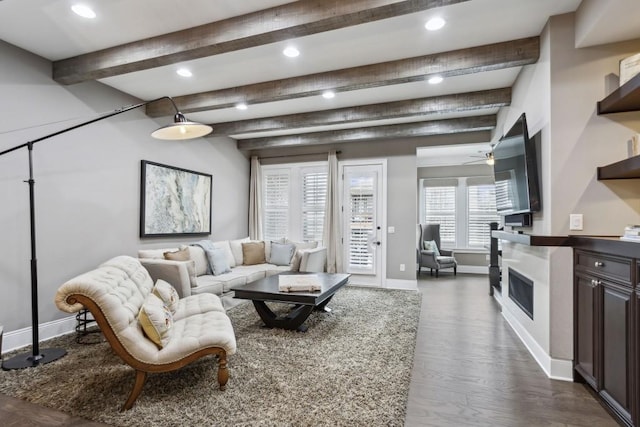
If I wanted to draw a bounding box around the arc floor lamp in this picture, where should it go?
[0,96,212,370]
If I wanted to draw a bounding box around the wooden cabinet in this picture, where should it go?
[574,272,599,389]
[574,248,635,426]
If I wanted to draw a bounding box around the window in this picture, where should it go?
[301,170,327,242]
[420,176,498,249]
[263,168,290,242]
[467,183,500,248]
[262,163,328,242]
[423,185,456,246]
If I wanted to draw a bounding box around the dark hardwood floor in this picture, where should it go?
[405,274,617,426]
[0,394,107,426]
[0,274,617,426]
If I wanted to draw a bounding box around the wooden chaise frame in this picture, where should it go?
[65,294,229,411]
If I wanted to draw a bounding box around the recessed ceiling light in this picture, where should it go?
[176,68,192,77]
[322,90,335,99]
[71,4,96,19]
[283,46,300,58]
[425,17,445,31]
[236,103,248,110]
[428,75,443,84]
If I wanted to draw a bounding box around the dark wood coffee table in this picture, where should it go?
[232,272,350,332]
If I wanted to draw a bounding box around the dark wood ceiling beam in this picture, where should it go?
[237,115,496,150]
[52,0,469,85]
[147,37,537,117]
[211,88,510,136]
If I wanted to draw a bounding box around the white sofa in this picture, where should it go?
[138,238,327,304]
[55,255,236,411]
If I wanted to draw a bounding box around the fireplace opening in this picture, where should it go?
[508,268,533,319]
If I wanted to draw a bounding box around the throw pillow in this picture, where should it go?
[269,242,295,266]
[163,247,190,262]
[164,248,197,288]
[290,249,304,272]
[242,241,266,265]
[212,240,236,268]
[152,279,180,314]
[206,247,231,276]
[182,245,209,276]
[138,294,173,348]
[423,240,440,256]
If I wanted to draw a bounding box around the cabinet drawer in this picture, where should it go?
[575,250,632,285]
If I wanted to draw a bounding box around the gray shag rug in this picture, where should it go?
[0,286,421,426]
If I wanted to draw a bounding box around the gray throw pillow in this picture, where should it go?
[206,247,231,276]
[269,242,295,266]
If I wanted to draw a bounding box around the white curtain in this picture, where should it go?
[322,150,343,273]
[249,155,263,240]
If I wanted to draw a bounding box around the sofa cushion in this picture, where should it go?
[182,245,209,276]
[152,279,180,314]
[229,237,250,265]
[270,242,295,266]
[212,240,236,268]
[207,247,232,276]
[232,264,269,284]
[242,241,266,265]
[173,293,225,320]
[138,248,178,259]
[138,293,173,349]
[190,276,225,296]
[265,265,292,276]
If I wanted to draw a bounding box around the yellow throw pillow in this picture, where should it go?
[138,294,173,348]
[152,279,180,314]
[242,241,266,265]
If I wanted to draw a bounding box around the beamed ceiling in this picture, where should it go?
[1,0,639,157]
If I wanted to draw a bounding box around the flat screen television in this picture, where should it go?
[493,113,541,216]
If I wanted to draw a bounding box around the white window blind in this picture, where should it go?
[263,169,290,242]
[467,184,500,248]
[348,176,375,269]
[301,169,327,242]
[262,163,328,243]
[423,185,456,246]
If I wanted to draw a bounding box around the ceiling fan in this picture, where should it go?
[464,145,495,165]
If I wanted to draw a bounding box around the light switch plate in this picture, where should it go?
[570,214,583,231]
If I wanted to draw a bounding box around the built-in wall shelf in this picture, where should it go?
[491,230,571,246]
[597,155,640,179]
[597,72,640,114]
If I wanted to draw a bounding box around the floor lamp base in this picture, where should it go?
[2,347,66,370]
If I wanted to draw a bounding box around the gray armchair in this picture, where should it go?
[418,223,457,277]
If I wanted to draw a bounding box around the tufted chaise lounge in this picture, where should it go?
[55,255,236,411]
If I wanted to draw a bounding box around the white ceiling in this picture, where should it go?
[1,0,639,163]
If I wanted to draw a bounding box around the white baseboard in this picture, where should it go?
[2,316,77,355]
[502,307,573,381]
[457,265,489,274]
[385,278,418,291]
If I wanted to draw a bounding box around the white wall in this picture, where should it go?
[0,41,249,334]
[498,13,640,376]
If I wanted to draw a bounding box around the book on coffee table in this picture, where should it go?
[278,274,322,292]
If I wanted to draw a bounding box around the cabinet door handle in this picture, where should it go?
[591,279,601,286]
[594,261,604,268]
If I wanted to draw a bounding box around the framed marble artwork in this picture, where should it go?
[140,160,212,237]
